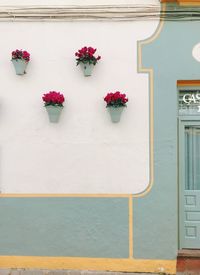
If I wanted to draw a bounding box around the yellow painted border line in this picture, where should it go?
[179,0,200,6]
[135,6,165,198]
[0,194,130,198]
[0,257,176,274]
[129,195,133,258]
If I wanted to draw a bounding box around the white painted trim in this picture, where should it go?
[0,4,198,21]
[0,5,161,21]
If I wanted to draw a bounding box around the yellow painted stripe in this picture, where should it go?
[0,257,176,274]
[0,194,130,198]
[178,0,200,5]
[129,195,133,258]
[135,9,165,198]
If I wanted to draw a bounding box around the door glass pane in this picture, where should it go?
[179,90,200,115]
[185,126,200,190]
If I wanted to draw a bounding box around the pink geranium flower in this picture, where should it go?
[42,91,65,107]
[11,49,30,62]
[104,91,128,107]
[75,46,101,65]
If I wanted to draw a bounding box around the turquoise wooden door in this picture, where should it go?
[179,120,200,249]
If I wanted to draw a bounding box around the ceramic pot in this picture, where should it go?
[45,105,63,123]
[107,106,125,123]
[80,63,94,77]
[12,59,28,75]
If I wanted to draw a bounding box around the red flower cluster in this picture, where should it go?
[11,49,30,62]
[104,91,128,107]
[42,91,65,107]
[75,46,101,65]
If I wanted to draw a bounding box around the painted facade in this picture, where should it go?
[1,0,200,274]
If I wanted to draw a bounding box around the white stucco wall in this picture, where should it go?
[0,19,159,194]
[0,0,159,6]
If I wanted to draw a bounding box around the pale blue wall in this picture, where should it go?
[134,5,200,259]
[0,198,129,257]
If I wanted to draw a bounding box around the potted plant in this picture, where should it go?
[104,91,128,123]
[42,91,65,123]
[75,46,101,76]
[11,49,30,75]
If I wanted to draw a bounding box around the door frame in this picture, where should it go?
[178,116,200,249]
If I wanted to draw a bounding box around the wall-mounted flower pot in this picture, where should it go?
[80,63,94,77]
[12,59,28,75]
[11,49,30,75]
[108,106,125,123]
[45,105,63,123]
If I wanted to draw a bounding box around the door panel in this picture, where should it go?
[185,126,200,190]
[180,122,200,249]
[183,191,200,248]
